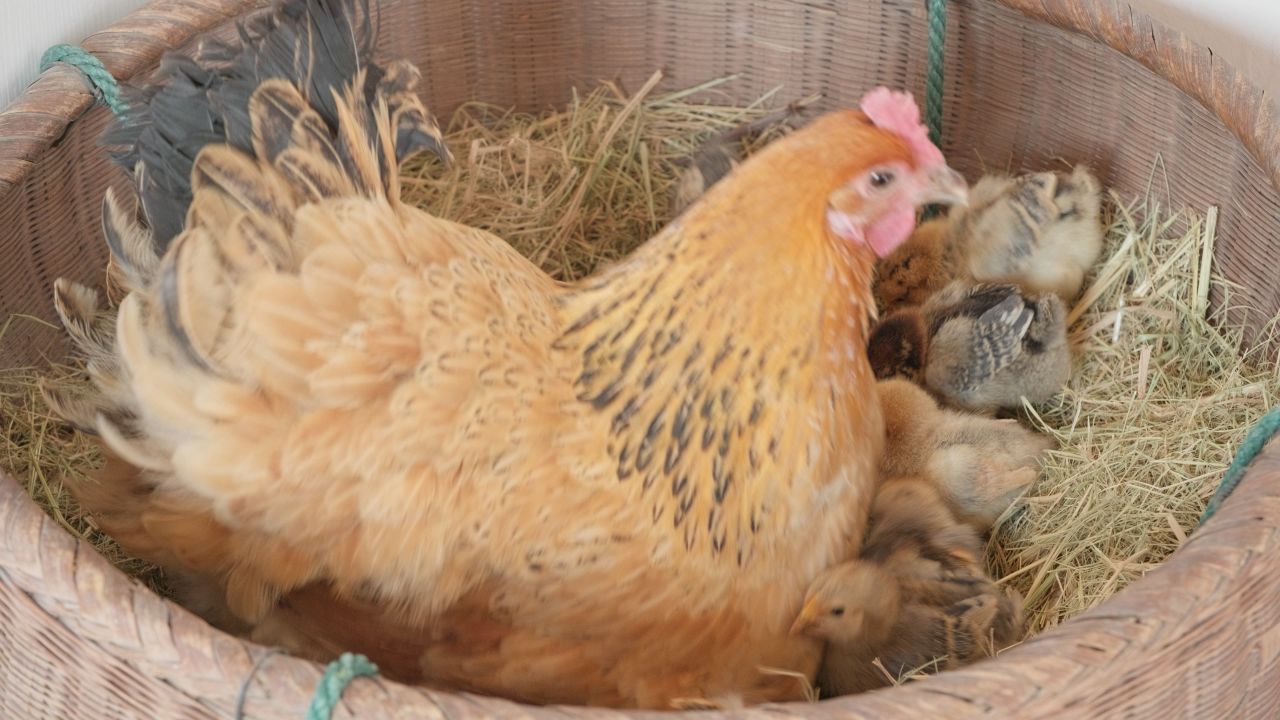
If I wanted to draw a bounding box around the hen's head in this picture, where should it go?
[830,88,968,258]
[724,88,967,261]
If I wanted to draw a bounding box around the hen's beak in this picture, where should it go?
[917,165,969,207]
[789,599,821,636]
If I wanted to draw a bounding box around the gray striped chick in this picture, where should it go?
[873,164,1103,312]
[922,281,1070,413]
[869,282,1070,414]
[956,164,1103,302]
[668,104,806,217]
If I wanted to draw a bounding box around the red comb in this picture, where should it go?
[858,87,945,168]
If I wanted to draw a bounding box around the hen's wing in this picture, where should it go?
[47,0,575,626]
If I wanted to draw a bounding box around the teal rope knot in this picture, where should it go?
[1197,407,1280,527]
[39,44,127,117]
[306,652,379,720]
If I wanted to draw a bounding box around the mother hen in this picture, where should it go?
[44,0,968,709]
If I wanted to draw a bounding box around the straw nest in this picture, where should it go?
[2,73,1275,670]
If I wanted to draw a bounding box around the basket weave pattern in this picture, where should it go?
[2,1,1279,717]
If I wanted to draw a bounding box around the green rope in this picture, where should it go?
[305,652,379,720]
[924,0,947,148]
[1197,407,1280,527]
[39,44,127,116]
[921,0,947,221]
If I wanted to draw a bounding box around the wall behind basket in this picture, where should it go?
[0,0,147,109]
[0,0,1276,109]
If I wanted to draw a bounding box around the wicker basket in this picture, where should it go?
[3,0,1280,717]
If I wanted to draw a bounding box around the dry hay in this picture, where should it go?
[991,191,1279,633]
[0,317,165,593]
[1,74,1275,676]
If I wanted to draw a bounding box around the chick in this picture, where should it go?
[922,281,1070,413]
[668,104,805,216]
[872,165,1103,313]
[866,307,929,382]
[877,378,1052,531]
[954,164,1104,301]
[873,217,957,311]
[791,477,1024,697]
[869,282,1071,414]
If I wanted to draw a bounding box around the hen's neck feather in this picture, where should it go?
[557,146,883,573]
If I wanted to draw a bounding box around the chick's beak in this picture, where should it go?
[917,164,969,207]
[789,600,821,636]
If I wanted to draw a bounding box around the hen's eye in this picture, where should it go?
[869,170,895,188]
[831,607,845,617]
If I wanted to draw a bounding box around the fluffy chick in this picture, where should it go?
[922,281,1070,413]
[877,378,1052,531]
[872,165,1103,313]
[868,282,1071,414]
[866,307,929,382]
[873,217,957,311]
[954,164,1104,301]
[791,477,1024,697]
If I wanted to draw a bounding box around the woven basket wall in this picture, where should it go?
[3,0,1280,717]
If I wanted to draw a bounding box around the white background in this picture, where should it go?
[0,0,1276,109]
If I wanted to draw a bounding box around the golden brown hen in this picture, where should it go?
[43,0,968,709]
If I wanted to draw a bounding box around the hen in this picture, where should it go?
[43,0,968,709]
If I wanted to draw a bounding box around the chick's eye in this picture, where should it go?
[869,170,895,189]
[831,607,845,617]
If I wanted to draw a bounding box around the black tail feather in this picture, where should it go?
[102,0,393,253]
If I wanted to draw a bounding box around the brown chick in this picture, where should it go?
[866,307,928,382]
[872,217,957,311]
[668,103,806,217]
[953,164,1104,301]
[791,477,1025,697]
[877,378,1052,531]
[922,281,1070,413]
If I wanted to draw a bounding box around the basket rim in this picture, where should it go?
[1,0,1279,717]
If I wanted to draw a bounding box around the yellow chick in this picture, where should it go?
[953,164,1104,301]
[791,477,1025,697]
[877,378,1052,531]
